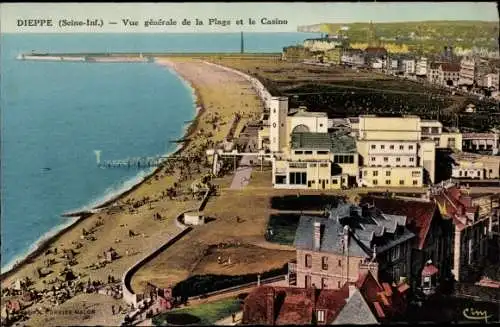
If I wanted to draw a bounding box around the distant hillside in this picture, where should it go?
[297,21,499,51]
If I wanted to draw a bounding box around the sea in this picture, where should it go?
[0,32,318,271]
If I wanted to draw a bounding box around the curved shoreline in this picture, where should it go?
[0,58,204,281]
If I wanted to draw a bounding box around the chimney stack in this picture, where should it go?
[314,221,321,250]
[348,284,357,299]
[343,225,349,253]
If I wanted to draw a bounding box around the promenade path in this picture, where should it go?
[229,144,256,190]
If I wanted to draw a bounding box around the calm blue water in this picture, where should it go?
[0,32,317,270]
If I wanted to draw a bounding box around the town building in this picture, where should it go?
[420,120,462,150]
[479,71,500,91]
[303,38,343,52]
[415,57,428,76]
[431,181,500,282]
[360,196,453,290]
[450,152,500,180]
[288,202,415,290]
[461,132,499,155]
[428,62,460,87]
[402,58,416,76]
[458,56,479,86]
[355,115,436,187]
[341,48,365,67]
[282,46,313,62]
[324,47,342,65]
[260,98,462,190]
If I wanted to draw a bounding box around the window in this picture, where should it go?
[413,180,418,185]
[332,179,338,184]
[373,171,378,176]
[464,171,468,177]
[409,157,414,162]
[371,145,376,149]
[399,180,404,185]
[396,157,401,162]
[409,145,414,150]
[391,246,400,260]
[399,145,404,150]
[304,151,313,155]
[317,151,329,155]
[289,172,307,185]
[321,278,328,289]
[320,163,328,167]
[386,180,391,185]
[322,256,328,270]
[305,275,312,288]
[477,171,481,177]
[371,157,376,161]
[338,259,342,267]
[373,179,378,185]
[386,171,391,177]
[384,157,388,162]
[337,281,341,288]
[363,171,367,176]
[294,151,303,155]
[316,310,325,323]
[305,254,312,268]
[412,171,420,177]
[275,175,286,184]
[309,163,317,167]
[390,145,395,150]
[381,145,385,150]
[459,170,463,177]
[319,123,324,127]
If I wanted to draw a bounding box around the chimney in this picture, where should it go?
[343,225,349,253]
[314,221,321,250]
[348,284,357,299]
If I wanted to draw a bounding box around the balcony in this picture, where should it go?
[288,261,297,273]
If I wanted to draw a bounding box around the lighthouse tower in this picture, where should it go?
[269,97,288,153]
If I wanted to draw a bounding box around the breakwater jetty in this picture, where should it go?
[16,52,281,63]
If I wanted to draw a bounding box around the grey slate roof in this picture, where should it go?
[294,202,415,257]
[332,289,379,325]
[290,132,357,153]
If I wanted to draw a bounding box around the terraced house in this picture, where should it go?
[288,202,415,290]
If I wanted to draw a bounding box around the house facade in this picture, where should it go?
[450,152,500,180]
[355,115,436,187]
[432,182,500,282]
[289,202,415,290]
[360,196,454,290]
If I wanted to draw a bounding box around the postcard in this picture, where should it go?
[1,2,499,326]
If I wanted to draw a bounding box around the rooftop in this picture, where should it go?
[294,202,415,257]
[290,132,357,153]
[360,196,437,250]
[290,110,328,118]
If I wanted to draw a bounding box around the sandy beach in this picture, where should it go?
[0,57,264,326]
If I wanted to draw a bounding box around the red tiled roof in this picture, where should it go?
[382,283,393,297]
[360,196,437,250]
[422,264,439,276]
[356,270,409,320]
[397,283,410,294]
[440,63,460,72]
[243,286,349,325]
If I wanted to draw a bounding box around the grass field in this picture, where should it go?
[266,214,301,246]
[152,296,242,326]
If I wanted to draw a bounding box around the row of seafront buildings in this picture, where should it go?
[257,97,500,190]
[283,40,500,94]
[242,184,500,325]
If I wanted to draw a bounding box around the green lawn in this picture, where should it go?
[153,297,242,326]
[266,214,301,246]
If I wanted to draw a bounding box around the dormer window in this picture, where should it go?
[316,310,326,323]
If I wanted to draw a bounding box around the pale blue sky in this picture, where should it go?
[1,2,498,33]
